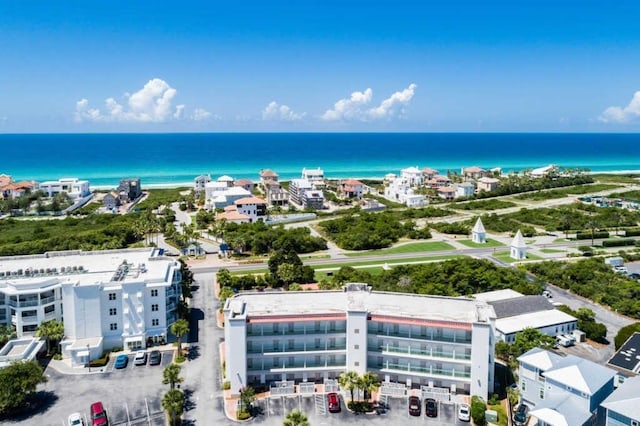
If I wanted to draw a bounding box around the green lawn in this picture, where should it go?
[230,254,466,276]
[457,239,505,248]
[344,241,455,257]
[493,251,542,263]
[540,248,565,254]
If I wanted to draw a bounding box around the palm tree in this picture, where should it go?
[560,213,572,239]
[162,389,184,426]
[586,218,599,247]
[171,319,190,357]
[162,363,184,390]
[338,370,359,403]
[283,409,309,426]
[36,319,64,355]
[358,371,380,401]
[0,325,16,349]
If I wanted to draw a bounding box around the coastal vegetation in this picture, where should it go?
[450,199,516,210]
[219,221,327,255]
[321,258,543,296]
[525,258,640,319]
[0,190,73,215]
[475,204,639,236]
[473,171,594,199]
[135,187,190,211]
[513,183,620,201]
[318,211,430,250]
[0,215,141,255]
[556,305,607,342]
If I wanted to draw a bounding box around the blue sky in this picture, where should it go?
[1,1,640,132]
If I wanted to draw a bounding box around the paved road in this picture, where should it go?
[181,271,231,425]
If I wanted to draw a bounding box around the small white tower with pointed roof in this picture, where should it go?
[472,218,486,244]
[510,230,527,260]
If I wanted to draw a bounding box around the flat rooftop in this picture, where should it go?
[608,332,640,374]
[228,284,495,324]
[496,309,577,335]
[0,248,175,290]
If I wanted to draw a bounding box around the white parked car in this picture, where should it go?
[68,412,84,426]
[133,350,147,365]
[458,403,471,422]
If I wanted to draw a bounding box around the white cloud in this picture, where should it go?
[191,108,213,121]
[74,78,183,123]
[599,91,640,123]
[262,101,306,121]
[321,83,417,122]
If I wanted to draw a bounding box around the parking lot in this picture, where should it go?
[5,349,174,426]
[249,393,472,426]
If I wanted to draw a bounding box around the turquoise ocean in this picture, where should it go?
[1,133,639,188]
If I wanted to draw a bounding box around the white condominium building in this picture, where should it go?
[0,248,181,366]
[224,284,496,399]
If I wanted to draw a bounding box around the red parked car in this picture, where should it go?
[90,402,108,426]
[327,392,341,413]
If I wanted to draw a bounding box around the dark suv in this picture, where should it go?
[425,398,437,417]
[513,404,529,426]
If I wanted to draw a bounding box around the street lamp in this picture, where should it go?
[86,344,91,372]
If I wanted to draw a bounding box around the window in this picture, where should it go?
[44,304,55,314]
[110,323,118,331]
[354,328,360,334]
[354,361,359,367]
[109,308,117,316]
[152,319,159,326]
[108,293,116,301]
[151,289,158,297]
[151,304,159,312]
[521,381,526,391]
[354,344,359,350]
[539,387,544,399]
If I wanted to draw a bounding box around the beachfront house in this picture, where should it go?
[456,182,475,198]
[103,191,121,210]
[234,178,255,193]
[401,166,424,186]
[338,179,364,199]
[301,167,325,188]
[194,174,211,195]
[117,178,142,203]
[421,167,439,180]
[234,196,268,222]
[384,175,428,207]
[462,166,488,180]
[476,177,500,193]
[437,186,456,200]
[39,177,90,200]
[259,169,279,187]
[0,174,37,200]
[264,181,289,207]
[217,175,234,188]
[518,348,617,426]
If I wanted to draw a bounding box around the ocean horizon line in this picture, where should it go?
[85,168,640,191]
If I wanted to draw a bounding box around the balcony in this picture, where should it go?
[8,299,40,308]
[369,329,472,345]
[248,360,346,372]
[248,342,347,355]
[247,326,347,337]
[40,296,58,305]
[371,361,471,381]
[374,345,471,363]
[44,311,57,321]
